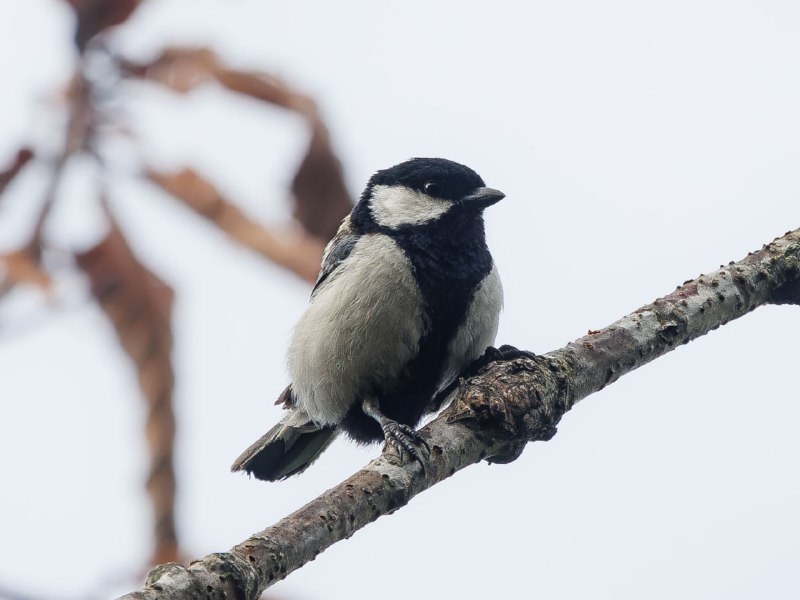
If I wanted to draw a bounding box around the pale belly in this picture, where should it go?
[287,234,425,426]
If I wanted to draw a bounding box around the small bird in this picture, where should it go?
[232,157,505,481]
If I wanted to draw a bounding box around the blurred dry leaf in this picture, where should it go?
[291,119,353,241]
[63,0,142,51]
[213,69,318,117]
[146,166,324,282]
[0,148,34,198]
[123,47,319,115]
[75,221,178,565]
[119,46,353,243]
[0,19,353,572]
[123,46,320,118]
[0,246,51,297]
[119,46,220,93]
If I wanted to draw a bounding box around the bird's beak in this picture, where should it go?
[459,187,505,210]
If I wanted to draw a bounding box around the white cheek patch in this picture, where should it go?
[369,185,452,228]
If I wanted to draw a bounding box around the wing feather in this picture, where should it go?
[312,215,360,296]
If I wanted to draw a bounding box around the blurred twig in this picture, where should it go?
[0,148,34,199]
[1,70,92,299]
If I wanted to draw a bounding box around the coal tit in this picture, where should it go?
[232,157,505,481]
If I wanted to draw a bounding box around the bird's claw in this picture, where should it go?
[429,345,538,412]
[490,344,537,362]
[464,344,537,377]
[382,421,429,472]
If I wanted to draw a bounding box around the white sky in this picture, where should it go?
[1,1,799,598]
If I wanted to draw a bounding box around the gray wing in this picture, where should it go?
[312,215,360,296]
[231,407,338,481]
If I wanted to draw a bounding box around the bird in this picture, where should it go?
[231,157,505,481]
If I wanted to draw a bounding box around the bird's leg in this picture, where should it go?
[362,397,429,472]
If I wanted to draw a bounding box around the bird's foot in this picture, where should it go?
[466,344,537,377]
[486,344,537,362]
[429,345,537,412]
[381,419,430,472]
[362,396,430,473]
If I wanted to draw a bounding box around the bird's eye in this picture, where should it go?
[423,182,441,196]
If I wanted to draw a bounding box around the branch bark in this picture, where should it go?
[118,227,800,600]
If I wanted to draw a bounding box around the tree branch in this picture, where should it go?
[118,228,800,600]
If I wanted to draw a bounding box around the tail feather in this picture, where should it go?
[232,415,337,482]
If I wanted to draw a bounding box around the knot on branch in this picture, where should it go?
[446,357,565,463]
[142,552,258,600]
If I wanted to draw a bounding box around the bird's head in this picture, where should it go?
[352,158,504,231]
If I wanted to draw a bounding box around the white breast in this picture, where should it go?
[438,262,503,390]
[287,234,425,425]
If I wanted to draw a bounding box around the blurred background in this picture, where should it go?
[1,1,799,599]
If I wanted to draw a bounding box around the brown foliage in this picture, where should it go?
[146,166,325,282]
[3,18,352,574]
[63,0,142,51]
[0,245,51,297]
[121,47,354,243]
[119,47,220,93]
[291,120,352,241]
[76,222,178,564]
[213,69,318,116]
